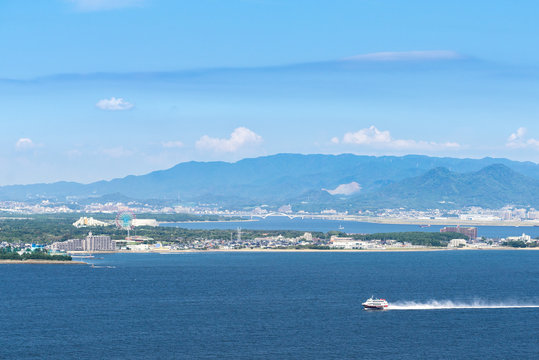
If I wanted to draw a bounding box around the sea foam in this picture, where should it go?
[389,299,539,310]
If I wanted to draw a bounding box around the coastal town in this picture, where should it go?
[2,202,539,261]
[2,219,538,260]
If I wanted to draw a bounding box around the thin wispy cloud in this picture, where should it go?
[506,127,539,149]
[2,49,473,84]
[343,50,463,62]
[196,127,262,152]
[67,0,144,12]
[96,97,134,111]
[15,138,36,151]
[332,126,461,150]
[162,141,184,149]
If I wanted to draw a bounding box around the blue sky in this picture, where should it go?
[1,0,539,184]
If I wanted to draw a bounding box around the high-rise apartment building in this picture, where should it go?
[51,233,115,252]
[440,226,477,240]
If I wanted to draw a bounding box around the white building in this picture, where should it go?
[505,233,534,243]
[329,236,383,249]
[448,239,467,248]
[302,232,313,242]
[73,217,108,228]
[51,232,115,252]
[132,219,159,227]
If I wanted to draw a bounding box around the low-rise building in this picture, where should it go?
[329,236,384,249]
[505,233,536,244]
[448,239,468,248]
[132,219,159,227]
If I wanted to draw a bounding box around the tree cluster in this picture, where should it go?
[0,247,72,261]
[350,231,464,247]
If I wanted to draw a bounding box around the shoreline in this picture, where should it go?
[0,259,87,265]
[159,219,256,224]
[158,216,539,227]
[341,217,539,227]
[69,247,539,255]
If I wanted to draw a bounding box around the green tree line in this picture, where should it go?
[350,231,465,247]
[0,247,72,261]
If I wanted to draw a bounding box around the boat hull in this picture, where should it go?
[362,304,388,310]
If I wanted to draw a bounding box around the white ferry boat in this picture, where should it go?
[362,296,389,310]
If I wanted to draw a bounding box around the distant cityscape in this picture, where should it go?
[2,200,539,224]
[2,199,539,255]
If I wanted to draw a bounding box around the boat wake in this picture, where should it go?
[89,264,116,269]
[389,299,539,310]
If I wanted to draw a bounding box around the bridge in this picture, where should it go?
[250,212,304,220]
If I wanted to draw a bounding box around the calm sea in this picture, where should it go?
[162,217,539,238]
[1,251,538,359]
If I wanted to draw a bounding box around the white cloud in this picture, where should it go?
[343,50,462,62]
[96,97,134,111]
[343,126,392,145]
[15,138,35,151]
[162,141,184,149]
[323,182,361,196]
[67,0,143,11]
[506,127,539,149]
[335,125,460,150]
[101,147,134,158]
[196,127,263,152]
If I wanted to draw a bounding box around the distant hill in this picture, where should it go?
[1,154,539,210]
[342,164,539,210]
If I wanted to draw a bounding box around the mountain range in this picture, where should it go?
[1,154,539,210]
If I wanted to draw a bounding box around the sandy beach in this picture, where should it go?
[70,247,539,255]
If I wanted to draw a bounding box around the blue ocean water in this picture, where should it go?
[162,217,539,238]
[1,251,538,359]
